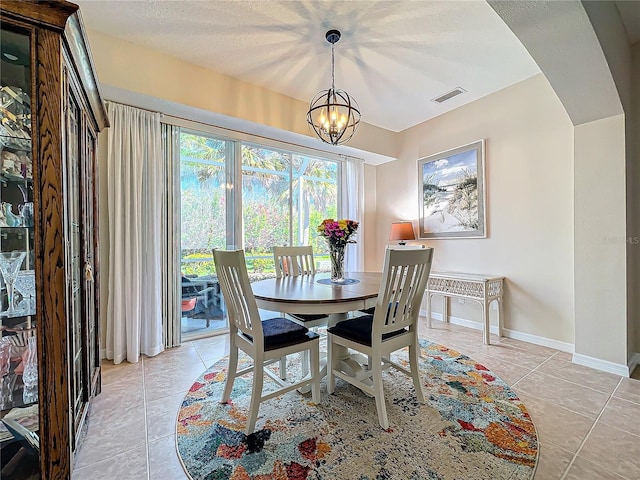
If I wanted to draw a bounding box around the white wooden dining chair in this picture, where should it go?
[327,247,433,429]
[273,245,316,277]
[273,245,330,378]
[213,248,321,434]
[272,246,329,326]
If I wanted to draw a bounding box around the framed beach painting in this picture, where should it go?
[418,140,486,239]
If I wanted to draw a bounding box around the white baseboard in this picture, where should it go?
[426,310,635,377]
[501,327,574,353]
[572,353,630,377]
[421,310,574,353]
[100,348,107,360]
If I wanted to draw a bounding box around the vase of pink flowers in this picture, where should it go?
[317,218,359,283]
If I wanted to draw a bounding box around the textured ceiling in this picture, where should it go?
[75,0,545,132]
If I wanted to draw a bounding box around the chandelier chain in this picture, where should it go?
[331,42,335,92]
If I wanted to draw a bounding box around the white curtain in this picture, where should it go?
[106,102,164,364]
[341,157,365,272]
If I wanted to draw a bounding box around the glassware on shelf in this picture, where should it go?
[2,202,21,227]
[0,251,26,316]
[0,373,16,410]
[0,340,11,377]
[19,202,34,227]
[14,269,35,314]
[22,383,38,404]
[22,335,37,392]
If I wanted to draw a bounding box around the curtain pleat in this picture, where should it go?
[162,123,181,348]
[341,157,365,272]
[106,102,165,363]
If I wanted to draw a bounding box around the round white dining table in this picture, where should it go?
[251,271,382,316]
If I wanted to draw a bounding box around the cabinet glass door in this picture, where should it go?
[0,24,40,479]
[84,131,99,395]
[64,89,86,440]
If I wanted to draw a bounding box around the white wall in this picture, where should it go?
[583,0,635,370]
[376,74,575,345]
[631,43,640,359]
[574,115,627,366]
[491,0,632,371]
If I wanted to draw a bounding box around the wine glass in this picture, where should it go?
[0,251,27,316]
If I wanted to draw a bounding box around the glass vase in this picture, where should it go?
[329,244,345,283]
[22,335,38,391]
[0,251,26,316]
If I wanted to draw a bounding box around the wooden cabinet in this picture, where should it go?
[0,1,108,478]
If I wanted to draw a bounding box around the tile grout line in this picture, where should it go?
[511,350,559,388]
[512,351,622,398]
[559,376,625,480]
[611,376,640,406]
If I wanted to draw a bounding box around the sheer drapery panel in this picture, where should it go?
[106,101,165,363]
[341,157,364,272]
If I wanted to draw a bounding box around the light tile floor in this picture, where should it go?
[72,320,640,480]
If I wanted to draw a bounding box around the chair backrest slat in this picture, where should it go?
[213,249,263,342]
[372,248,433,340]
[273,246,316,278]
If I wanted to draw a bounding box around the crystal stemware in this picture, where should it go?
[0,251,27,316]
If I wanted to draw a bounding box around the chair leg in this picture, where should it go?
[221,344,239,403]
[371,356,389,429]
[300,349,310,378]
[409,341,426,404]
[278,312,288,380]
[246,359,264,434]
[309,342,320,404]
[327,335,336,394]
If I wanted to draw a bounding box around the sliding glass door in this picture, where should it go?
[179,130,231,340]
[174,126,341,340]
[241,144,338,278]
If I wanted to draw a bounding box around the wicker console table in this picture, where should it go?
[425,272,504,345]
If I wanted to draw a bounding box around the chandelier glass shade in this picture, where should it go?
[306,30,361,146]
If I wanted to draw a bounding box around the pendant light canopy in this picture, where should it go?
[306,29,361,146]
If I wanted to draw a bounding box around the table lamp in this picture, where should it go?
[389,221,416,245]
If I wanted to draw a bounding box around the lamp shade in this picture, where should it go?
[389,222,416,244]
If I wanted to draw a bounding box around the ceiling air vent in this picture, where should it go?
[432,87,466,104]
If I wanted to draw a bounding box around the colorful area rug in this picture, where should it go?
[176,339,538,480]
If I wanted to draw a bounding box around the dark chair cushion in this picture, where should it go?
[290,313,329,323]
[244,317,318,351]
[327,315,407,347]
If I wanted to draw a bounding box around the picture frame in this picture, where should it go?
[418,140,486,239]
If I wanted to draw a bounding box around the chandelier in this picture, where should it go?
[306,29,361,145]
